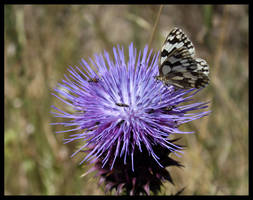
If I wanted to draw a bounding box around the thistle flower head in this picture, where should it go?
[51,43,209,194]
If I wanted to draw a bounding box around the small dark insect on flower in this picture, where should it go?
[146,108,155,114]
[116,119,125,127]
[162,105,175,111]
[88,77,99,83]
[115,103,129,107]
[51,43,210,195]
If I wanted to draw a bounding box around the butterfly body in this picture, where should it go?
[156,27,209,89]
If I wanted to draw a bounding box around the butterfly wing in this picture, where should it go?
[158,27,209,89]
[159,27,195,66]
[159,48,209,89]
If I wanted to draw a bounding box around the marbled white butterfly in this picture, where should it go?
[155,27,209,89]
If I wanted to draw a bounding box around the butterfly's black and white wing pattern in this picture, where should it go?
[156,27,209,89]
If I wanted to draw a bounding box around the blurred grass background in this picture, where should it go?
[4,5,248,195]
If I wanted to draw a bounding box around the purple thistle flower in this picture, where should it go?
[51,43,210,195]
